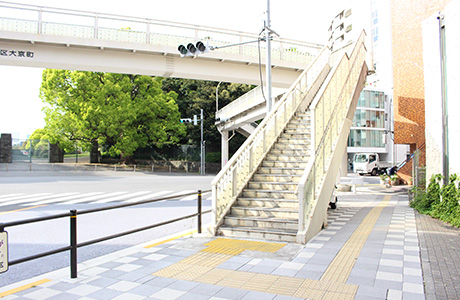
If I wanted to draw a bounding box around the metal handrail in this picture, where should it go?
[0,189,211,278]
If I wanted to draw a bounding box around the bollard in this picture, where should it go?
[134,165,136,172]
[197,190,202,233]
[70,210,77,278]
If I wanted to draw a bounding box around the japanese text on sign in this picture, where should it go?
[0,231,8,273]
[0,49,34,58]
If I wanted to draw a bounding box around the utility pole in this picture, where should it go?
[265,0,272,113]
[200,109,204,175]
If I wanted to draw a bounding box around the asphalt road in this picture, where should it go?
[0,172,214,287]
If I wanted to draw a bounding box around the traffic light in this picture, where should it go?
[177,41,209,57]
[180,118,192,123]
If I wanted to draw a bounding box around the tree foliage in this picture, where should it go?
[161,78,255,154]
[40,70,186,161]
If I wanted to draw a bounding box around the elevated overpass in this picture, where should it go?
[0,1,322,87]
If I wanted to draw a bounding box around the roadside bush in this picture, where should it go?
[430,174,459,223]
[411,173,460,228]
[410,174,442,213]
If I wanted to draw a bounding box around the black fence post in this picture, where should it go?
[197,190,202,233]
[70,210,77,278]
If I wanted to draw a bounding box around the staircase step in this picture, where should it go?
[270,148,310,156]
[252,173,301,183]
[248,181,298,190]
[261,161,308,168]
[273,143,311,150]
[258,166,304,175]
[241,189,297,200]
[218,226,297,243]
[266,154,310,162]
[231,206,299,219]
[277,137,310,145]
[236,197,298,209]
[224,216,298,230]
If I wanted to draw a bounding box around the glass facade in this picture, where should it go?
[348,89,386,149]
[352,109,385,128]
[348,129,385,147]
[357,90,385,108]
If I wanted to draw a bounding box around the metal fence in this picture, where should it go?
[11,139,49,163]
[0,190,210,278]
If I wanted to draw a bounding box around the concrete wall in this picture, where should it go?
[423,0,460,181]
[0,133,12,163]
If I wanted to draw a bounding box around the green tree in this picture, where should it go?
[40,70,186,163]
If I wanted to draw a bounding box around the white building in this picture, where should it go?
[423,0,460,182]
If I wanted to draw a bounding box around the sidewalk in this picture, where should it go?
[0,185,457,299]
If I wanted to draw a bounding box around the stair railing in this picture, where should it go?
[297,31,367,242]
[211,46,330,232]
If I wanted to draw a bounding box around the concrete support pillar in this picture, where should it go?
[0,133,12,163]
[221,130,229,169]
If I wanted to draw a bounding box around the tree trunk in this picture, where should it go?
[90,141,99,163]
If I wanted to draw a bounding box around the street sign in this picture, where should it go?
[0,231,8,273]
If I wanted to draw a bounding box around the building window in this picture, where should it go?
[348,129,385,148]
[357,90,384,109]
[352,110,385,128]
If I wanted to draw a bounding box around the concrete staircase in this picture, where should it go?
[217,112,311,242]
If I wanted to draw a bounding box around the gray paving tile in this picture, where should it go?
[167,280,201,292]
[214,286,249,300]
[346,275,375,287]
[189,283,224,296]
[87,277,120,288]
[144,276,178,288]
[87,288,123,300]
[45,292,81,300]
[247,264,277,274]
[217,261,247,270]
[241,290,277,300]
[129,284,162,297]
[150,287,186,299]
[176,292,212,300]
[294,269,323,280]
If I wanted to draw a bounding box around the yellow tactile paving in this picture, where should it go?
[203,238,286,253]
[321,195,391,283]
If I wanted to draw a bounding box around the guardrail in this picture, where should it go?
[297,32,367,236]
[0,189,210,278]
[0,1,322,65]
[211,46,330,231]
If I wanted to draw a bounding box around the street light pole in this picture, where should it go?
[265,0,272,113]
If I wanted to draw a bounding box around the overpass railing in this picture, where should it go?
[211,46,330,231]
[297,32,367,237]
[0,1,322,65]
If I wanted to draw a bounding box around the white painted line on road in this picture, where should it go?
[122,191,172,203]
[0,193,53,207]
[92,191,151,204]
[25,192,100,206]
[0,194,25,200]
[62,191,128,204]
